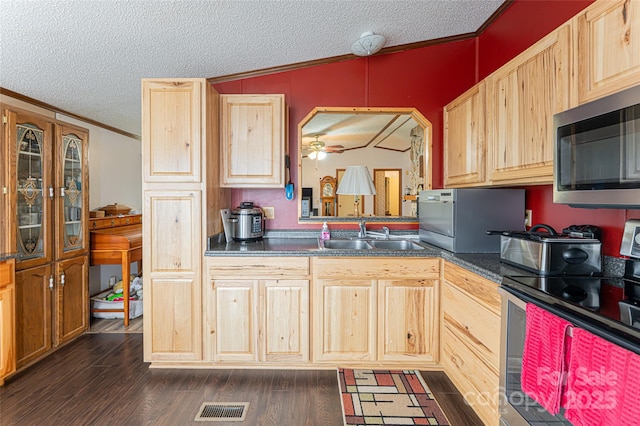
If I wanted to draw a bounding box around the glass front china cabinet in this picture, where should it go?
[4,106,89,368]
[12,118,88,266]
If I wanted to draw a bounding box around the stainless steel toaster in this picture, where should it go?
[499,231,602,276]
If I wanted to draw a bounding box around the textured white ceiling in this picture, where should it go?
[0,0,503,136]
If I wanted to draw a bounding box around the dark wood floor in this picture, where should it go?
[0,333,482,425]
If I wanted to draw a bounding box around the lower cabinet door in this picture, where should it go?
[55,256,88,345]
[0,283,15,383]
[378,278,437,362]
[15,264,52,368]
[262,279,309,363]
[313,278,376,363]
[212,280,259,362]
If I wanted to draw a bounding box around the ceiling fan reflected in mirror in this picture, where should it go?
[303,136,344,160]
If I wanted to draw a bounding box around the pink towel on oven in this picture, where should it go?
[521,303,572,414]
[564,328,640,426]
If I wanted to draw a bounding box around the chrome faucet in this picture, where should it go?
[358,221,367,239]
[382,226,390,239]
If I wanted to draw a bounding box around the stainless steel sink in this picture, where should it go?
[320,239,372,250]
[368,239,425,250]
[319,238,425,250]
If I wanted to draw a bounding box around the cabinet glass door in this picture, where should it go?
[61,134,84,252]
[16,124,45,260]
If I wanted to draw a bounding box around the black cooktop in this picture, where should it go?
[502,274,640,343]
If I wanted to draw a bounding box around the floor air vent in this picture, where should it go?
[194,402,249,422]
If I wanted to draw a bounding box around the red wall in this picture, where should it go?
[477,0,595,80]
[214,39,477,230]
[214,0,635,257]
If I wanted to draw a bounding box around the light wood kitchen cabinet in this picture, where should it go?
[314,277,377,362]
[220,94,286,188]
[378,277,437,362]
[0,258,16,385]
[443,81,487,187]
[441,261,501,426]
[313,257,440,365]
[142,78,230,362]
[576,0,640,104]
[486,23,572,185]
[206,257,309,364]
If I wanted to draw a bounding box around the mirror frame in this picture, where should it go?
[297,107,432,223]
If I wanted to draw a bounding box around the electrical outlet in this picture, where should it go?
[525,209,532,227]
[263,206,275,220]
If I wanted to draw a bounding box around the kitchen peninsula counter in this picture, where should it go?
[205,231,527,284]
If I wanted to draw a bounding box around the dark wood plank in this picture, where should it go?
[421,370,485,426]
[1,334,482,426]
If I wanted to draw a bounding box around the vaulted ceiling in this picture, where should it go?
[0,0,505,137]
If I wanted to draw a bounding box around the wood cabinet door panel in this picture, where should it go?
[441,326,500,426]
[55,256,88,345]
[54,124,89,260]
[145,191,200,273]
[148,277,200,361]
[6,108,54,270]
[15,264,52,367]
[314,279,376,362]
[442,282,500,373]
[262,280,309,362]
[212,280,258,362]
[578,0,640,102]
[0,260,16,382]
[142,80,202,182]
[220,94,285,188]
[488,24,571,184]
[444,82,486,187]
[378,279,437,362]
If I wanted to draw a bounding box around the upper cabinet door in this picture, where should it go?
[55,124,89,260]
[487,23,572,185]
[443,82,486,187]
[577,0,640,103]
[142,80,202,183]
[220,94,285,188]
[5,109,54,269]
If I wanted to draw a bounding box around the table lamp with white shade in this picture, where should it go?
[336,165,377,217]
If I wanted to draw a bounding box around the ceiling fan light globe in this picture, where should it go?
[308,151,317,160]
[317,151,327,160]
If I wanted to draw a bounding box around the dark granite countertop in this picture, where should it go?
[205,230,524,284]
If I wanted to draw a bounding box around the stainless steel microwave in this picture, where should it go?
[554,84,640,208]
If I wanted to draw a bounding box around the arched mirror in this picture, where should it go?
[298,107,432,222]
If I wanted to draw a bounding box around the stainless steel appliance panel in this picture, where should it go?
[500,236,602,276]
[418,188,525,253]
[554,83,640,208]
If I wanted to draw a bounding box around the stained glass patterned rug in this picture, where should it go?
[338,369,450,426]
